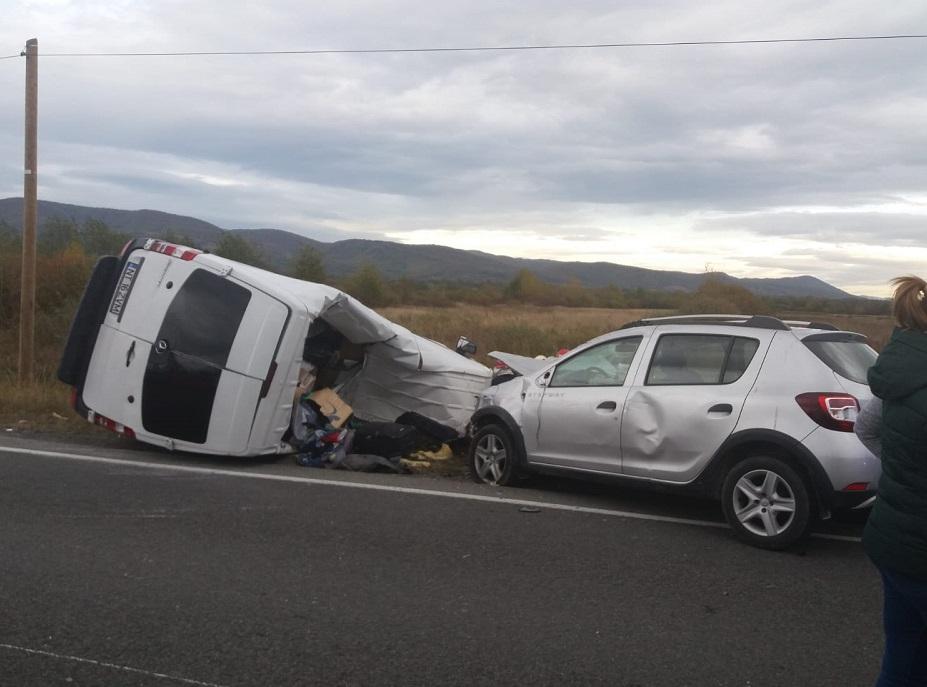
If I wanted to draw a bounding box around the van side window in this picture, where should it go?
[550,337,642,388]
[647,334,759,385]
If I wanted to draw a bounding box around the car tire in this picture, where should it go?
[469,424,519,486]
[721,455,813,550]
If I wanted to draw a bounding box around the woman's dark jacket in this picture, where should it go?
[863,327,927,580]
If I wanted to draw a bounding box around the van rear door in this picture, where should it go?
[84,254,289,453]
[109,250,289,380]
[104,250,199,343]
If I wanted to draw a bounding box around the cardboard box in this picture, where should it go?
[294,363,317,402]
[309,388,352,428]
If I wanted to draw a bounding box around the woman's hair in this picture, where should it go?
[890,275,927,331]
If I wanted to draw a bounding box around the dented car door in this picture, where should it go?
[529,336,645,473]
[620,328,774,482]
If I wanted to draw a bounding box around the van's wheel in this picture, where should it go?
[469,424,518,486]
[721,456,813,550]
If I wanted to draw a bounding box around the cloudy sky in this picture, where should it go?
[2,1,926,296]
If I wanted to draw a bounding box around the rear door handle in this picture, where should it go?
[708,403,733,415]
[596,401,618,412]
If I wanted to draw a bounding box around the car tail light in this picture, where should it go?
[88,411,136,439]
[843,482,869,491]
[795,392,859,432]
[144,238,201,261]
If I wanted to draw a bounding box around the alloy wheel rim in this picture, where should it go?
[732,469,796,537]
[475,434,507,484]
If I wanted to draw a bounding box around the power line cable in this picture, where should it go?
[2,33,926,62]
[20,33,927,57]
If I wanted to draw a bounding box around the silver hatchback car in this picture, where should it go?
[467,315,881,549]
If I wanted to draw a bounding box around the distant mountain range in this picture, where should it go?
[0,197,853,298]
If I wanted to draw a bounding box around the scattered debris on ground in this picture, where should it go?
[289,387,462,474]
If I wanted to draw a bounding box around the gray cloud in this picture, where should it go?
[695,211,927,246]
[739,250,919,297]
[2,0,927,293]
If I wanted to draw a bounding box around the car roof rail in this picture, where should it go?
[782,320,839,331]
[620,314,791,330]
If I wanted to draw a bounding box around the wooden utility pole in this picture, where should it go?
[19,38,38,385]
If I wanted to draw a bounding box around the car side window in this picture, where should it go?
[722,337,760,383]
[646,334,759,385]
[550,337,642,388]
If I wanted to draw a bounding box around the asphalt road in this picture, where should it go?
[0,437,882,687]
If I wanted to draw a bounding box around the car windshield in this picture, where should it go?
[803,337,877,385]
[550,336,642,387]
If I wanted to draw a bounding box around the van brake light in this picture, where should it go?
[87,411,136,439]
[795,393,859,432]
[144,239,201,261]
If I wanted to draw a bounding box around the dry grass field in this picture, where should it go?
[378,305,672,363]
[1,304,896,436]
[381,305,896,361]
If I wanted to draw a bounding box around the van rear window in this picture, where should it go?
[143,354,220,444]
[157,269,251,367]
[803,334,877,385]
[142,270,251,443]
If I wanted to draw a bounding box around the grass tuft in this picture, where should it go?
[0,379,87,432]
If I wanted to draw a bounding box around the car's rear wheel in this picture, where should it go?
[469,424,518,486]
[721,455,812,550]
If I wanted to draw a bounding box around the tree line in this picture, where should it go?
[0,218,890,323]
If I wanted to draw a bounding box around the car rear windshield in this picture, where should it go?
[803,334,877,385]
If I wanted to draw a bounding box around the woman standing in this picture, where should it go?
[864,275,927,686]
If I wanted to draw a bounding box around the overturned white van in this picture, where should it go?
[58,238,492,456]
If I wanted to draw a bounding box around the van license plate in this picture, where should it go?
[109,258,144,321]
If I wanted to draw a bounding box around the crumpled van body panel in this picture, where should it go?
[219,266,493,433]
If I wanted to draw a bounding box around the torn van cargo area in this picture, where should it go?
[58,238,491,457]
[289,388,458,472]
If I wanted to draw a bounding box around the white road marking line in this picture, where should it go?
[0,446,862,542]
[0,642,227,687]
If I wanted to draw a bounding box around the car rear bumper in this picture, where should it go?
[802,427,882,495]
[852,495,877,510]
[830,489,877,511]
